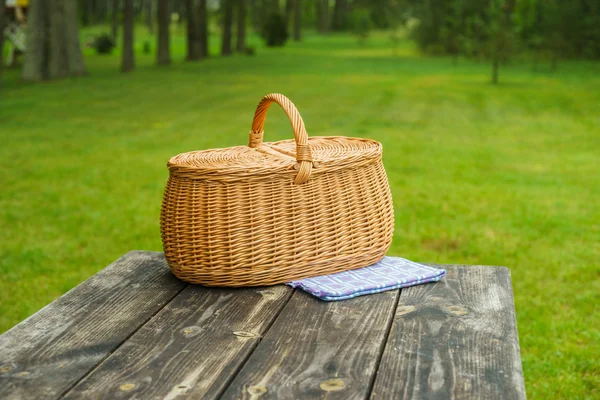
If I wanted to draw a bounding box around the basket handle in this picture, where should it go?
[249,93,313,184]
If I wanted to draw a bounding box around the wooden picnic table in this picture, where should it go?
[0,251,526,399]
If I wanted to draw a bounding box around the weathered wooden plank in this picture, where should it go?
[0,251,186,400]
[62,285,293,399]
[220,289,399,400]
[370,266,526,400]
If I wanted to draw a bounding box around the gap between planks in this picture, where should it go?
[212,288,297,400]
[60,282,296,399]
[58,283,190,399]
[219,285,403,399]
[363,288,402,399]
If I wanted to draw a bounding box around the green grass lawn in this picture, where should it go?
[1,28,599,398]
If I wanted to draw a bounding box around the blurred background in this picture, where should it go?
[0,0,598,397]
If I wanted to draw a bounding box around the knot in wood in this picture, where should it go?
[447,305,468,316]
[396,305,416,316]
[233,331,260,339]
[247,385,267,395]
[119,383,136,391]
[181,326,202,337]
[320,378,345,392]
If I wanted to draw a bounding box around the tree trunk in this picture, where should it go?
[0,3,5,89]
[186,0,201,60]
[221,0,234,56]
[316,0,329,33]
[491,55,499,84]
[491,0,514,84]
[198,0,209,57]
[157,0,171,64]
[134,0,145,19]
[94,0,107,23]
[121,0,135,72]
[82,0,91,26]
[285,0,293,27]
[62,0,87,76]
[236,0,247,52]
[292,0,301,41]
[249,0,260,31]
[145,0,154,34]
[23,0,87,81]
[111,0,120,40]
[331,0,347,31]
[250,0,277,30]
[178,0,186,28]
[23,0,49,81]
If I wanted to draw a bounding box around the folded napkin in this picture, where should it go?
[287,256,446,301]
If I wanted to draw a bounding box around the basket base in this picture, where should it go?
[166,247,389,287]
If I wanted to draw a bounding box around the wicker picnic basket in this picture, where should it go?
[160,93,394,286]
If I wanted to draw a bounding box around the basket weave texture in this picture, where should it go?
[160,93,394,286]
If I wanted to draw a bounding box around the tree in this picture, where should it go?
[285,0,293,27]
[94,0,108,23]
[236,0,247,52]
[250,0,260,31]
[145,0,154,34]
[111,0,120,40]
[293,0,301,41]
[331,0,348,31]
[81,0,92,26]
[23,0,87,81]
[261,12,289,47]
[440,0,463,65]
[157,0,171,65]
[175,0,186,28]
[396,0,598,76]
[401,0,516,82]
[81,0,109,26]
[186,0,202,60]
[250,0,280,31]
[490,0,515,84]
[515,0,571,71]
[352,8,372,45]
[316,0,329,33]
[198,0,209,57]
[301,0,317,30]
[121,0,135,72]
[267,0,280,13]
[221,0,234,56]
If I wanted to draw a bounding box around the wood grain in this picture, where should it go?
[62,285,293,399]
[220,289,399,400]
[0,251,186,400]
[1,255,526,400]
[370,266,526,400]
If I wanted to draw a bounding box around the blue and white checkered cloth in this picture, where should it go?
[287,256,446,301]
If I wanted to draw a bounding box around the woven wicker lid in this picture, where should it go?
[168,136,382,180]
[168,93,382,183]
